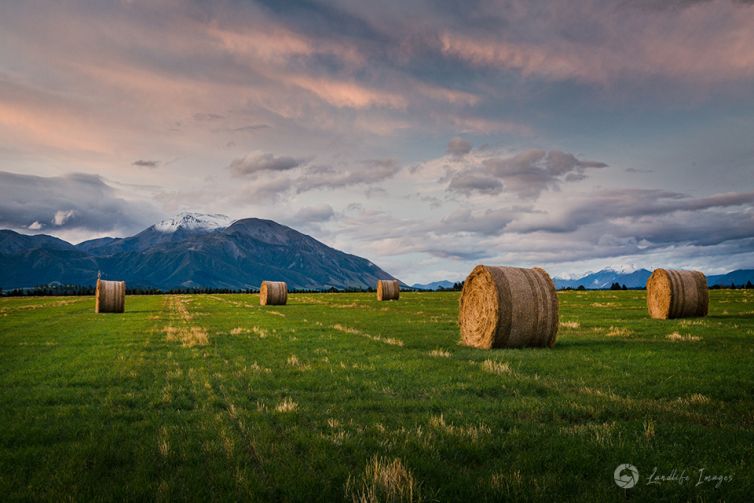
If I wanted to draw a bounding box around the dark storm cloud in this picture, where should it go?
[0,171,160,233]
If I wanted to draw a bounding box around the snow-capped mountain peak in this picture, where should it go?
[154,212,232,233]
[605,264,639,274]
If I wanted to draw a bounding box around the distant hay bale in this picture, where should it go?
[458,265,558,349]
[646,269,708,319]
[260,281,287,306]
[95,279,125,313]
[376,279,400,301]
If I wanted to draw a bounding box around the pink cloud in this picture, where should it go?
[286,75,408,110]
[438,0,754,86]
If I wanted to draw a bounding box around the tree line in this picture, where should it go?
[1,280,751,297]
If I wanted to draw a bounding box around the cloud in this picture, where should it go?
[228,157,403,204]
[297,159,401,192]
[446,137,472,158]
[287,204,335,226]
[53,209,76,226]
[229,153,305,176]
[132,160,160,168]
[438,207,533,235]
[511,189,754,234]
[227,124,270,132]
[286,75,407,110]
[193,112,224,121]
[447,173,503,195]
[447,149,607,198]
[0,171,161,235]
[436,1,754,86]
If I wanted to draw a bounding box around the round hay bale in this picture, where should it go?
[376,279,400,301]
[95,279,125,313]
[260,281,288,306]
[458,265,558,349]
[646,269,708,319]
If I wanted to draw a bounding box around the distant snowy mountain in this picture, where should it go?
[553,268,754,289]
[154,212,233,233]
[553,269,652,289]
[411,280,457,290]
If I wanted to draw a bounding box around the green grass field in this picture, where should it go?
[1,290,753,501]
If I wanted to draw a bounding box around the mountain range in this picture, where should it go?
[411,280,456,290]
[0,213,397,290]
[2,214,751,291]
[414,268,754,290]
[552,268,754,289]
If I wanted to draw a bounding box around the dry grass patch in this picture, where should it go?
[561,421,616,447]
[666,332,701,342]
[606,326,632,337]
[590,302,615,308]
[158,426,170,458]
[332,323,404,347]
[230,327,246,335]
[643,418,655,441]
[247,362,271,374]
[275,398,298,413]
[481,360,512,375]
[490,470,523,491]
[345,456,422,503]
[428,414,490,442]
[333,302,360,309]
[248,326,269,338]
[163,325,209,347]
[428,348,451,358]
[162,295,209,347]
[678,319,706,327]
[677,393,710,405]
[560,321,581,329]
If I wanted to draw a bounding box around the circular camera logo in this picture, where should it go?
[614,464,639,489]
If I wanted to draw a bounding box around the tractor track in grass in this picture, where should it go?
[161,295,209,348]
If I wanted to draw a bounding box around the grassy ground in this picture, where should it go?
[0,290,752,501]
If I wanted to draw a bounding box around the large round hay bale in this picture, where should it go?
[260,281,288,306]
[95,279,125,313]
[377,279,400,301]
[458,265,558,349]
[646,269,708,319]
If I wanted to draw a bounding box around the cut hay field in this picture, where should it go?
[1,290,753,501]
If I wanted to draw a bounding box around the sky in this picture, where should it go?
[1,0,754,284]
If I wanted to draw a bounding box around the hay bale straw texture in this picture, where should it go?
[459,265,559,349]
[95,279,125,313]
[260,281,288,306]
[646,269,708,319]
[376,279,400,301]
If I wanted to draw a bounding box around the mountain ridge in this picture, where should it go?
[406,268,754,290]
[0,215,398,290]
